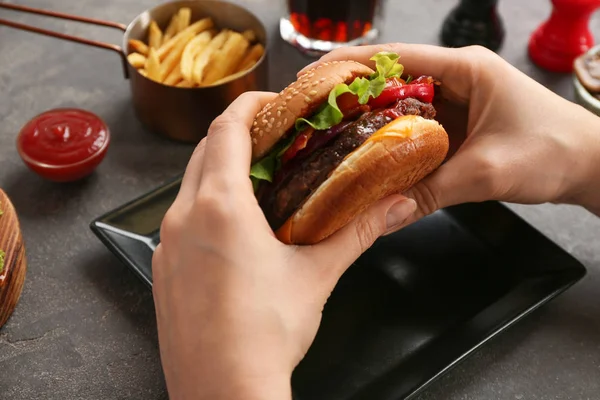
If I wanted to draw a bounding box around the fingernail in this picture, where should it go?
[385,199,417,232]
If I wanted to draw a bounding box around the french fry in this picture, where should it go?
[127,52,146,68]
[211,69,249,86]
[202,32,250,85]
[176,80,196,88]
[241,29,257,43]
[148,20,163,49]
[128,39,149,56]
[164,65,183,86]
[180,31,213,82]
[145,48,162,82]
[176,7,191,32]
[159,30,195,81]
[128,8,261,88]
[157,18,214,61]
[236,58,258,75]
[191,29,230,84]
[162,13,179,43]
[235,43,264,73]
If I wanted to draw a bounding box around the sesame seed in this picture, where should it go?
[309,90,317,96]
[252,138,257,144]
[282,101,287,106]
[266,111,271,116]
[320,77,326,82]
[308,72,314,78]
[286,95,292,100]
[253,127,259,132]
[265,127,271,132]
[259,130,264,136]
[277,110,281,117]
[276,121,282,128]
[262,119,268,124]
[312,81,319,87]
[284,118,288,124]
[305,96,311,103]
[253,120,257,126]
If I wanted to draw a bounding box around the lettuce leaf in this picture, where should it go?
[370,51,404,81]
[250,51,404,193]
[295,83,353,131]
[295,51,404,132]
[249,158,275,192]
[249,133,296,192]
[0,249,5,274]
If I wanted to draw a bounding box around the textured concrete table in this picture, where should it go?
[1,0,599,399]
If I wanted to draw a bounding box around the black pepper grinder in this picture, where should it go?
[439,0,505,52]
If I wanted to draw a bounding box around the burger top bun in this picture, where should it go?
[250,60,374,162]
[275,114,449,245]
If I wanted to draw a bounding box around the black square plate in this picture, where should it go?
[90,175,586,400]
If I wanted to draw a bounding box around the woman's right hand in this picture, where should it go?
[300,44,600,223]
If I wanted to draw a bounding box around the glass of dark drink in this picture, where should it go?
[280,0,383,56]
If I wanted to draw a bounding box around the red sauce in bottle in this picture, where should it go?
[288,0,377,42]
[16,108,110,182]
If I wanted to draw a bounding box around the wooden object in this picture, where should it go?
[0,189,27,328]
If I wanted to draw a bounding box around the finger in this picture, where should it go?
[298,43,478,102]
[301,195,417,284]
[385,143,501,235]
[174,138,207,205]
[199,91,278,193]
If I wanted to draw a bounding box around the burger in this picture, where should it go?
[249,51,449,245]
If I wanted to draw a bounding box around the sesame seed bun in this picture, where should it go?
[250,60,374,162]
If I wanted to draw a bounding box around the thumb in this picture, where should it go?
[389,147,497,234]
[302,195,417,283]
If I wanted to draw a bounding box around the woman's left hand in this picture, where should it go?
[151,91,417,400]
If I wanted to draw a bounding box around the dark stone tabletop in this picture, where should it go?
[1,0,599,399]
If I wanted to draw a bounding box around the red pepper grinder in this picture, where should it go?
[528,0,600,73]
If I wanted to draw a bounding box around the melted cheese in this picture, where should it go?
[364,115,418,144]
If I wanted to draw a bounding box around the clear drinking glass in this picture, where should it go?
[280,0,383,56]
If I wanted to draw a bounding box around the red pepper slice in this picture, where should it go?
[384,76,407,87]
[336,92,360,114]
[281,128,313,164]
[411,75,435,85]
[367,82,434,110]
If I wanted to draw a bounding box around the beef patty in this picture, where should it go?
[260,97,436,229]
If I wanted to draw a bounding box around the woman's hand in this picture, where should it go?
[300,43,600,222]
[151,92,417,400]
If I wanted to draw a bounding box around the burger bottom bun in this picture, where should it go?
[275,115,449,245]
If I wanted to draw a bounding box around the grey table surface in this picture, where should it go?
[1,0,600,399]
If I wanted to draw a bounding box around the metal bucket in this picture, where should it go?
[0,1,269,143]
